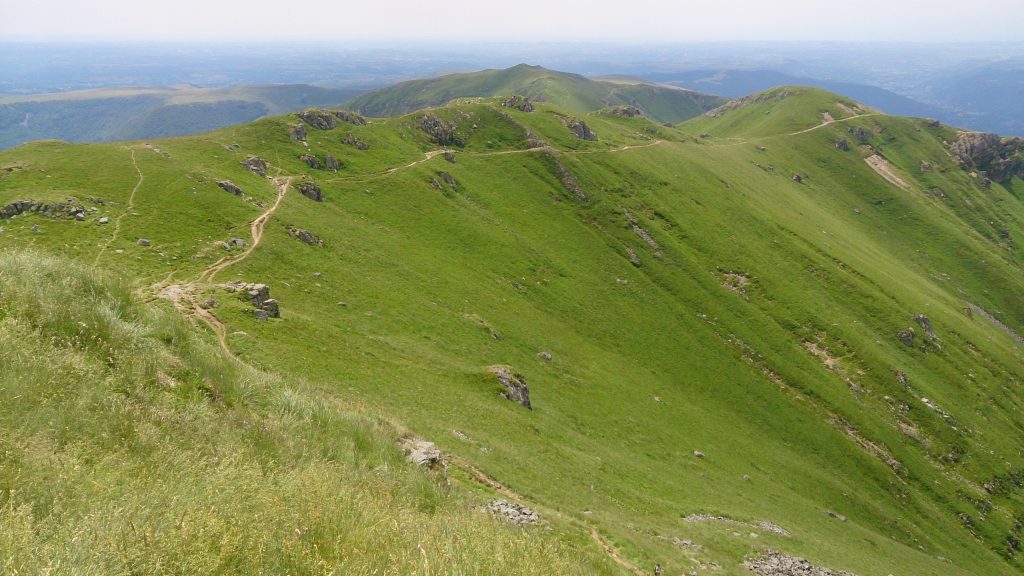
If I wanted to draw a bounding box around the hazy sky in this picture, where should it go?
[2,0,1022,43]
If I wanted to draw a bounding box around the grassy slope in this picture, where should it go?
[2,88,1023,575]
[347,64,726,124]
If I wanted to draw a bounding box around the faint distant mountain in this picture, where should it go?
[0,84,364,150]
[923,62,1024,136]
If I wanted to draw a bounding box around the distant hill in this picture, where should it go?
[346,64,727,124]
[645,69,946,121]
[0,84,364,150]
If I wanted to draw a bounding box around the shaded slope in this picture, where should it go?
[347,64,726,124]
[2,90,1023,575]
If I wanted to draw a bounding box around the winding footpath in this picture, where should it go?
[93,147,143,266]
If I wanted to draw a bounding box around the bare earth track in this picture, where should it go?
[93,147,143,266]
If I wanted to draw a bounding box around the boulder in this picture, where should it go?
[287,226,324,246]
[97,217,109,224]
[289,123,307,142]
[217,180,244,196]
[537,351,552,361]
[226,237,247,249]
[137,238,151,246]
[851,126,872,143]
[300,154,320,169]
[487,365,532,409]
[564,117,598,141]
[834,138,849,152]
[253,309,270,321]
[443,151,456,163]
[431,171,458,191]
[325,154,341,171]
[792,174,803,183]
[261,299,280,318]
[897,328,915,347]
[298,109,337,130]
[241,156,268,177]
[331,110,367,125]
[914,314,937,339]
[488,500,540,525]
[399,437,441,469]
[298,182,323,202]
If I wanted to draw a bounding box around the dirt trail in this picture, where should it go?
[788,113,880,136]
[93,147,143,266]
[590,529,645,575]
[197,176,292,284]
[385,149,448,174]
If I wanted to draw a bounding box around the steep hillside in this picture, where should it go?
[347,64,726,124]
[0,84,363,150]
[2,88,1024,575]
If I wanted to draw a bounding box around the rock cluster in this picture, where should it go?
[419,114,460,146]
[564,117,598,141]
[217,180,244,196]
[550,154,586,200]
[225,282,280,320]
[399,437,441,469]
[488,500,540,525]
[298,181,323,202]
[949,131,1024,183]
[287,226,323,246]
[241,156,268,177]
[431,171,458,192]
[743,551,856,576]
[606,105,643,117]
[331,110,367,126]
[341,133,369,150]
[298,109,338,130]
[500,95,535,112]
[488,365,532,409]
[1,198,88,221]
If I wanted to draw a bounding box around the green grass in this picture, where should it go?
[346,64,727,124]
[2,86,1024,575]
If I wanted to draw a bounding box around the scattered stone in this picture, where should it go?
[331,110,367,125]
[537,351,552,361]
[744,551,856,576]
[487,365,532,409]
[564,117,597,141]
[30,224,40,232]
[300,154,321,169]
[550,153,586,200]
[919,160,934,172]
[419,114,460,146]
[894,370,909,386]
[625,247,641,266]
[826,511,848,522]
[624,209,661,255]
[756,145,767,152]
[914,314,937,339]
[289,123,307,142]
[0,198,88,221]
[606,105,643,117]
[399,437,441,469]
[693,450,705,458]
[217,180,244,196]
[341,133,369,150]
[226,237,247,249]
[287,226,324,246]
[792,174,803,183]
[488,499,540,525]
[298,181,323,202]
[500,95,535,112]
[325,154,340,171]
[897,328,915,347]
[452,429,471,441]
[241,156,268,177]
[97,217,109,224]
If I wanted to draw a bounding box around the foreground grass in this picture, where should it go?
[0,249,612,575]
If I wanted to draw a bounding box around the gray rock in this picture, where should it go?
[241,156,268,177]
[851,126,873,143]
[419,114,460,146]
[97,217,109,224]
[247,284,270,307]
[399,437,441,468]
[300,154,321,169]
[693,450,705,458]
[606,105,643,117]
[744,551,856,576]
[834,139,849,152]
[331,110,367,125]
[261,299,280,318]
[200,299,218,309]
[298,109,337,130]
[298,182,323,202]
[443,151,456,163]
[31,224,40,232]
[217,180,244,196]
[914,314,937,339]
[488,499,540,525]
[564,117,597,141]
[949,131,1024,183]
[488,365,532,409]
[500,95,535,112]
[227,237,247,249]
[792,174,803,183]
[897,328,915,347]
[137,238,151,246]
[289,123,307,142]
[325,154,341,171]
[253,309,270,321]
[537,351,552,361]
[341,133,369,150]
[287,226,323,246]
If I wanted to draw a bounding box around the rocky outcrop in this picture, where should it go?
[834,139,849,152]
[897,327,915,347]
[0,198,87,221]
[606,105,643,118]
[217,180,243,196]
[743,552,856,576]
[488,500,540,525]
[949,131,1024,183]
[431,171,458,192]
[399,437,441,469]
[331,110,367,125]
[914,314,937,339]
[624,209,662,256]
[287,226,323,246]
[850,126,872,143]
[500,95,535,112]
[300,154,321,169]
[419,114,460,146]
[443,151,456,163]
[704,89,795,118]
[341,133,369,150]
[564,117,597,141]
[298,109,337,130]
[289,123,307,142]
[225,281,280,319]
[298,181,323,202]
[549,153,586,200]
[488,365,532,409]
[241,156,267,177]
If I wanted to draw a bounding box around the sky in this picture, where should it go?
[1,0,1022,43]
